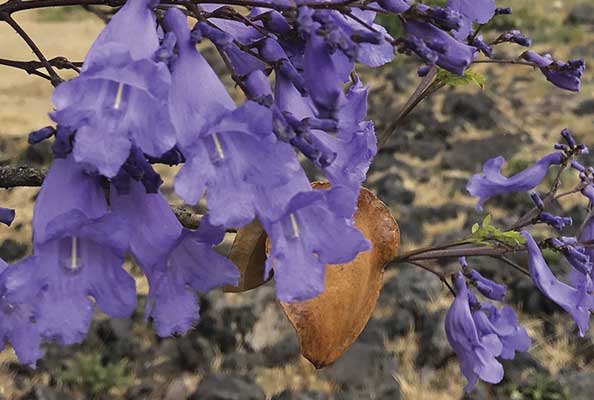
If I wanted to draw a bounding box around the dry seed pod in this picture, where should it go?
[224,219,272,293]
[279,185,400,368]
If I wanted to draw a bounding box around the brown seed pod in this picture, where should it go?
[224,219,272,293]
[279,184,400,368]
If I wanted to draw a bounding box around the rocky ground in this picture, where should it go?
[1,1,594,399]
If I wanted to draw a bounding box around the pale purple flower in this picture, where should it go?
[445,272,504,392]
[468,269,507,302]
[521,50,585,92]
[51,0,175,177]
[0,257,43,367]
[471,301,531,360]
[467,152,563,210]
[143,221,239,337]
[264,182,369,303]
[522,231,593,336]
[447,0,496,40]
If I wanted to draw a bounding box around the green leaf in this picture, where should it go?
[436,68,486,89]
[482,214,492,227]
[467,215,526,246]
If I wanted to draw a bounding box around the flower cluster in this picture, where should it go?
[452,129,594,390]
[0,0,588,384]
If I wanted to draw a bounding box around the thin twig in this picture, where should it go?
[405,260,456,296]
[0,13,63,86]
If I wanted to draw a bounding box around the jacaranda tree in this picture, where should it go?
[0,0,590,393]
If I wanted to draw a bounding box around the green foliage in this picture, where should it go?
[503,376,568,400]
[375,14,404,37]
[436,67,486,89]
[468,214,526,246]
[57,353,133,397]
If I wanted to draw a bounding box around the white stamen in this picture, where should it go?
[114,82,125,110]
[70,236,78,270]
[290,214,300,238]
[212,133,225,159]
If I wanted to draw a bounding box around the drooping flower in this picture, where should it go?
[522,231,593,336]
[404,20,476,75]
[110,179,182,268]
[471,301,531,360]
[164,8,236,149]
[445,272,504,392]
[174,101,301,228]
[446,0,496,40]
[25,155,136,345]
[467,152,563,210]
[264,186,369,303]
[50,0,175,177]
[143,221,239,337]
[0,257,43,367]
[468,269,507,302]
[521,50,585,92]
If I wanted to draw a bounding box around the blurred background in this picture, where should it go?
[0,0,593,398]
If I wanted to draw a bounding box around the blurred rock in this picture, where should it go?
[559,371,594,399]
[19,387,73,400]
[261,333,301,367]
[441,133,528,172]
[0,239,28,262]
[321,342,397,389]
[574,99,594,115]
[566,4,594,25]
[417,309,454,367]
[190,374,265,400]
[382,309,415,339]
[441,92,501,130]
[380,265,442,313]
[272,390,330,400]
[374,173,415,206]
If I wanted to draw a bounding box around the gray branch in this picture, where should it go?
[0,164,204,229]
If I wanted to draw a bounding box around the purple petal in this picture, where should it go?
[522,231,593,336]
[467,152,563,210]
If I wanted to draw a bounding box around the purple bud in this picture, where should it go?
[539,212,572,231]
[28,126,56,145]
[0,208,15,226]
[561,128,577,148]
[554,144,568,151]
[418,65,432,77]
[495,7,512,15]
[571,160,586,172]
[530,192,544,209]
[469,269,507,301]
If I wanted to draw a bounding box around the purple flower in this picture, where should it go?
[32,156,108,245]
[522,231,593,336]
[0,257,43,367]
[264,186,369,303]
[445,272,504,392]
[538,212,572,231]
[580,216,594,265]
[51,0,175,177]
[471,301,531,360]
[377,0,411,13]
[165,8,236,150]
[467,152,563,210]
[143,222,239,337]
[495,30,532,47]
[110,179,182,268]
[468,269,507,302]
[404,20,476,75]
[446,0,496,40]
[0,208,15,227]
[26,155,136,345]
[174,101,301,228]
[521,50,585,92]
